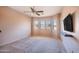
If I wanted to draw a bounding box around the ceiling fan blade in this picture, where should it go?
[30,7,35,13]
[37,11,43,12]
[36,12,40,16]
[36,11,44,15]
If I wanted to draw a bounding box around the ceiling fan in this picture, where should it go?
[24,7,44,16]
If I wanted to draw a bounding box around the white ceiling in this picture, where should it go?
[9,6,63,17]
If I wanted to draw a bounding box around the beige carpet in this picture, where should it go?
[0,37,66,53]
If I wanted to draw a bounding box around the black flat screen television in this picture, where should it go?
[63,14,73,32]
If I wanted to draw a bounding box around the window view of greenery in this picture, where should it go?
[34,20,57,31]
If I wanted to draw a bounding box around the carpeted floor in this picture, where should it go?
[0,37,66,53]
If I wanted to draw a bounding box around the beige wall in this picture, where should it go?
[0,7,31,46]
[60,6,79,40]
[74,10,79,39]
